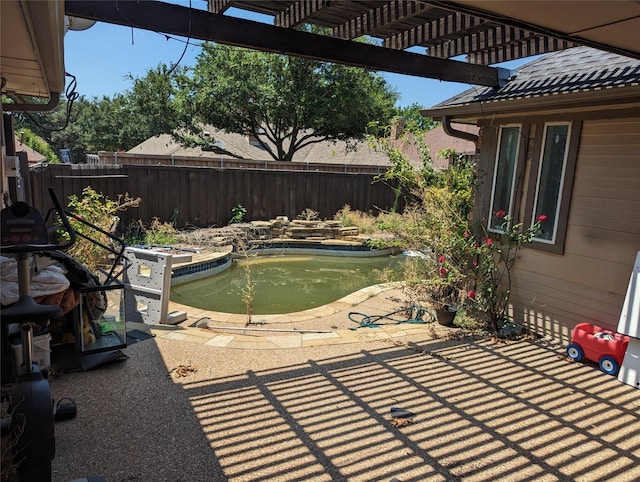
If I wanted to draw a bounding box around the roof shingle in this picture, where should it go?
[434,47,640,108]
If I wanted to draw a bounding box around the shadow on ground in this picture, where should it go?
[51,334,640,481]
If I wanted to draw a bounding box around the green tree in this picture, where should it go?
[15,94,142,161]
[16,65,189,162]
[394,103,438,134]
[187,43,399,161]
[127,64,192,139]
[13,96,86,162]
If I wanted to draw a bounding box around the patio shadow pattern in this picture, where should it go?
[51,331,640,481]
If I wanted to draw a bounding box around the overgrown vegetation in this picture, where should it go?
[15,128,60,163]
[125,217,179,247]
[297,208,320,221]
[363,120,541,336]
[61,187,139,272]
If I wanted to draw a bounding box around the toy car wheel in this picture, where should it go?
[566,343,584,361]
[599,356,620,376]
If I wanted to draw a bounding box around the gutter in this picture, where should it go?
[442,116,479,147]
[4,92,61,112]
[423,85,640,122]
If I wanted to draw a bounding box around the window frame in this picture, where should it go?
[482,119,582,255]
[487,124,524,234]
[530,122,572,245]
[523,121,581,254]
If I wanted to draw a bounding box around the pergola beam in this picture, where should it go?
[65,0,507,87]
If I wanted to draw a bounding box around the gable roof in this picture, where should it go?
[127,129,394,166]
[128,125,478,170]
[422,46,640,119]
[13,135,46,163]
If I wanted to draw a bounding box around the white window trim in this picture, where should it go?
[531,122,572,244]
[488,124,521,233]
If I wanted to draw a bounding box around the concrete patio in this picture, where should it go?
[48,287,640,482]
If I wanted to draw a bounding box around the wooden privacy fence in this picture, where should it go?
[28,163,400,231]
[97,152,389,174]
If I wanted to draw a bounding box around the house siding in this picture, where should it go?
[510,117,640,344]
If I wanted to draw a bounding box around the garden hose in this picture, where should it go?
[348,305,434,330]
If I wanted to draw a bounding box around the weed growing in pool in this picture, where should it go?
[232,235,256,325]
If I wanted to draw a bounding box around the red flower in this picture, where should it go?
[486,238,493,246]
[537,214,548,223]
[463,231,470,238]
[467,290,476,299]
[438,255,446,264]
[496,209,506,219]
[439,267,448,276]
[472,260,478,267]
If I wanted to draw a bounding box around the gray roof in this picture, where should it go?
[433,46,640,108]
[128,129,393,166]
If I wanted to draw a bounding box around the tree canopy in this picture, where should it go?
[187,43,399,161]
[15,44,415,162]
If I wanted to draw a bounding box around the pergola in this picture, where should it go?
[2,0,639,107]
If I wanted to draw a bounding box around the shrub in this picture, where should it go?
[334,205,381,234]
[297,208,319,221]
[230,204,246,224]
[63,187,119,272]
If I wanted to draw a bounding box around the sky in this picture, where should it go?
[63,2,534,109]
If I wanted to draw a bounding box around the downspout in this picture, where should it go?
[442,115,479,147]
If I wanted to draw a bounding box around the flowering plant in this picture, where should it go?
[368,119,543,333]
[403,252,466,307]
[464,210,545,333]
[401,196,544,333]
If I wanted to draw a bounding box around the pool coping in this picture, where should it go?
[129,282,438,350]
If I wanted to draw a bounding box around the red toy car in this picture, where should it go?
[566,322,630,376]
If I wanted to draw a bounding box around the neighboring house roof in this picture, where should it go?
[128,126,478,170]
[422,125,477,167]
[13,135,46,163]
[127,129,393,166]
[423,46,640,118]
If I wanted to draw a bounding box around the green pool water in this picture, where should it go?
[170,254,402,314]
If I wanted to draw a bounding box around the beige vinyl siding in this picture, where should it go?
[510,117,640,344]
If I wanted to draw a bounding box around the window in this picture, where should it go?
[483,120,581,254]
[532,123,571,243]
[488,125,521,231]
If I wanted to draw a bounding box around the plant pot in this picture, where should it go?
[435,305,458,326]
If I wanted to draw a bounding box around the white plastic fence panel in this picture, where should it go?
[618,337,640,389]
[617,250,640,338]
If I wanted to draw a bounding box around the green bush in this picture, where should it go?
[230,204,246,224]
[63,187,120,272]
[17,128,60,163]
